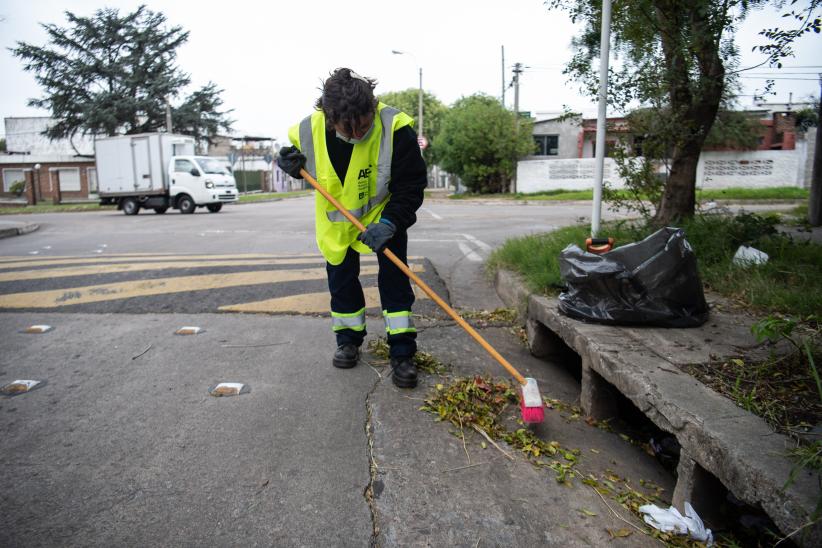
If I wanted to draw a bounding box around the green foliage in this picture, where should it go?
[437,94,535,194]
[0,138,5,152]
[546,0,821,224]
[9,180,26,196]
[794,106,819,132]
[11,5,232,143]
[379,89,447,166]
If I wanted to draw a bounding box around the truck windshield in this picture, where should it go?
[195,158,230,175]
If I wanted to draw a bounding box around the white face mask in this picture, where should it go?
[335,120,374,144]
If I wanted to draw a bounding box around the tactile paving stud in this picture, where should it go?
[23,325,53,334]
[208,383,249,397]
[1,380,42,396]
[175,326,204,335]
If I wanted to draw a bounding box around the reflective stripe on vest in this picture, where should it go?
[383,310,416,335]
[298,115,317,181]
[331,308,366,332]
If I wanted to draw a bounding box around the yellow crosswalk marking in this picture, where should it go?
[0,263,425,309]
[218,284,430,314]
[0,253,327,270]
[0,257,375,283]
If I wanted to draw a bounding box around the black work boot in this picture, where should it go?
[390,357,418,388]
[332,344,360,369]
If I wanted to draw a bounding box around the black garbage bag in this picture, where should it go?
[558,227,709,327]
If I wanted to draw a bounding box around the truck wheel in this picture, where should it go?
[177,195,195,214]
[153,206,168,214]
[122,198,140,215]
[207,203,223,213]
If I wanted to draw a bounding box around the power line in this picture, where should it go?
[739,76,820,81]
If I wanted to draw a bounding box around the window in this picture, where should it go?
[57,168,81,191]
[533,135,559,156]
[3,169,25,192]
[87,168,98,193]
[174,159,196,173]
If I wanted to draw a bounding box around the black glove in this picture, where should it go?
[358,218,396,252]
[277,146,306,179]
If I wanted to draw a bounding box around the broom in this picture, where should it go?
[299,168,545,424]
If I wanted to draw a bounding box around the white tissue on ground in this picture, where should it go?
[733,245,769,266]
[638,502,713,545]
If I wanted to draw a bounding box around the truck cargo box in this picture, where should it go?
[96,133,195,196]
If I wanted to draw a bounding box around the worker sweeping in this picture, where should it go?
[277,67,427,389]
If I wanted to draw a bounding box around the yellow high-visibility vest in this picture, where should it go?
[288,102,413,265]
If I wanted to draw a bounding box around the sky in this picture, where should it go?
[1,0,820,145]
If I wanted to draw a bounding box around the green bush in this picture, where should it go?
[9,180,25,195]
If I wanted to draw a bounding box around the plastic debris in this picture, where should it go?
[23,325,53,334]
[639,502,713,545]
[558,227,709,327]
[208,382,249,397]
[175,326,204,335]
[732,245,769,267]
[1,380,42,396]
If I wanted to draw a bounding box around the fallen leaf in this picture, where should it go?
[607,528,632,538]
[579,508,597,516]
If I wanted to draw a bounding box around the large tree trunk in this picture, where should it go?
[655,143,701,225]
[810,89,822,226]
[653,1,726,225]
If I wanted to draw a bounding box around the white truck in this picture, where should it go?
[96,132,238,215]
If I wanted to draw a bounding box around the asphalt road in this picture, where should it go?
[1,197,672,547]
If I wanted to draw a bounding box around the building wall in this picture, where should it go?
[696,149,801,188]
[0,160,96,203]
[5,117,95,156]
[517,158,624,193]
[518,148,807,193]
[527,118,581,159]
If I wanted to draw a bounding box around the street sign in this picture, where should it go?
[417,136,428,150]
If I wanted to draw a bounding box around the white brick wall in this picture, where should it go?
[518,149,807,192]
[696,150,800,188]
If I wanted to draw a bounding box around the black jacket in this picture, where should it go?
[325,124,427,231]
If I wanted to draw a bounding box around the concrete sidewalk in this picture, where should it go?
[0,219,39,239]
[495,269,822,546]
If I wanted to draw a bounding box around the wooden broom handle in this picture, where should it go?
[300,168,527,386]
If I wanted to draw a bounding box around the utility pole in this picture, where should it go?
[501,46,506,107]
[512,62,523,194]
[810,74,822,226]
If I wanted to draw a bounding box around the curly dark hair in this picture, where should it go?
[315,68,378,130]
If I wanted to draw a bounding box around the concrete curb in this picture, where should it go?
[494,268,821,546]
[0,222,39,239]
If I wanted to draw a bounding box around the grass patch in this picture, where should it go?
[238,191,310,203]
[0,202,116,214]
[450,186,808,203]
[488,213,822,317]
[697,186,809,201]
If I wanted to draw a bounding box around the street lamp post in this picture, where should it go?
[391,50,423,140]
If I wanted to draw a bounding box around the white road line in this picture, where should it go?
[421,207,442,220]
[461,234,493,253]
[457,242,483,262]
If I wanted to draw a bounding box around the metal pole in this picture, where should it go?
[591,0,612,237]
[513,63,522,194]
[418,67,424,139]
[809,74,822,226]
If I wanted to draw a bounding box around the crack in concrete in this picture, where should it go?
[363,374,382,547]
